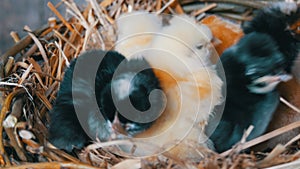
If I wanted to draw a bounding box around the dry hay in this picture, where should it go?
[0,0,300,168]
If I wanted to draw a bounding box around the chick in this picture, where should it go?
[209,32,292,153]
[48,50,163,152]
[201,15,244,56]
[115,12,223,159]
[240,2,300,151]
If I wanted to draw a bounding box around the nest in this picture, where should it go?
[0,0,300,168]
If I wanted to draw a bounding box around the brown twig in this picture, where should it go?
[156,0,163,11]
[0,89,25,166]
[31,70,61,82]
[100,0,115,8]
[4,57,14,77]
[174,0,185,14]
[3,98,27,161]
[4,128,27,161]
[10,32,21,43]
[0,25,49,78]
[22,44,38,61]
[180,0,266,9]
[47,2,76,34]
[3,162,103,169]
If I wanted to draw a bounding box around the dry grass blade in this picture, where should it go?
[47,147,81,163]
[280,97,300,113]
[25,27,49,66]
[15,62,29,69]
[222,121,300,157]
[218,13,253,21]
[156,0,176,14]
[89,0,110,27]
[28,58,42,73]
[191,3,218,16]
[18,64,33,85]
[53,30,77,50]
[47,2,76,34]
[256,145,286,167]
[264,159,300,169]
[111,159,141,169]
[35,91,52,110]
[284,133,300,148]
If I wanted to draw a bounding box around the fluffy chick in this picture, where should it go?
[115,13,223,159]
[201,15,244,56]
[209,32,291,153]
[240,2,300,151]
[49,50,163,152]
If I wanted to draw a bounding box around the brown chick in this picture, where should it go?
[201,15,244,56]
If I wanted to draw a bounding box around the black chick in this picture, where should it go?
[242,2,300,72]
[209,32,290,153]
[48,50,163,152]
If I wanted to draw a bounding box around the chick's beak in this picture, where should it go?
[254,73,292,85]
[111,112,128,136]
[248,73,292,94]
[278,74,293,82]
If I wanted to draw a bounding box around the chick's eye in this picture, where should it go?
[254,82,267,88]
[196,43,203,50]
